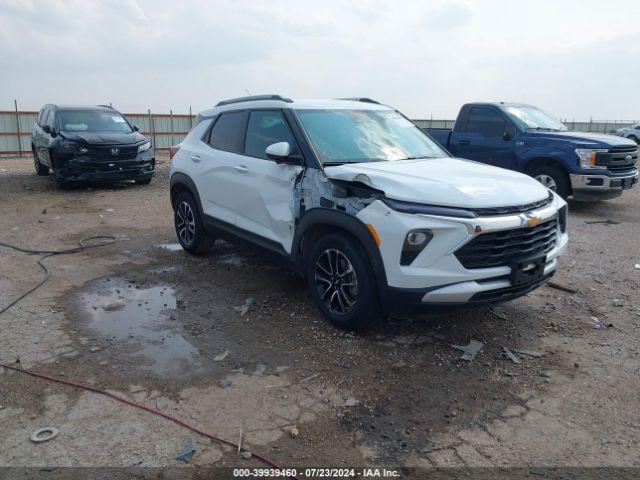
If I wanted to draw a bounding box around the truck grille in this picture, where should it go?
[455,219,558,269]
[85,145,138,161]
[472,194,552,216]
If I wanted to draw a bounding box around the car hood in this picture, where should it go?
[526,130,636,148]
[60,131,147,145]
[323,158,550,208]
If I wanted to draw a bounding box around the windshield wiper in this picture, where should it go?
[396,156,437,160]
[526,127,562,132]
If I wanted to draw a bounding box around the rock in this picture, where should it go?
[240,451,252,459]
[89,346,102,353]
[344,397,359,407]
[218,379,232,389]
[289,426,299,438]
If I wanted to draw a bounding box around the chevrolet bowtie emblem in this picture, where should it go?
[520,213,543,228]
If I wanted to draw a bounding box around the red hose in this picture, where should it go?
[1,362,297,478]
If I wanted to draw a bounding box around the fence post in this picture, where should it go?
[14,99,23,157]
[170,109,174,146]
[148,109,156,148]
[189,106,193,129]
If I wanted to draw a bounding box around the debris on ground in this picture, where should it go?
[451,340,484,361]
[516,350,543,358]
[240,451,252,460]
[218,379,232,389]
[592,317,603,330]
[489,308,509,320]
[254,362,267,375]
[613,299,624,307]
[585,219,620,225]
[289,426,299,438]
[501,347,521,364]
[635,264,640,270]
[213,350,229,362]
[175,439,196,463]
[30,427,59,444]
[155,397,169,411]
[547,281,577,294]
[391,361,409,369]
[233,297,255,316]
[344,397,359,407]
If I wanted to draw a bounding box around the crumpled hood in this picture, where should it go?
[324,158,550,208]
[526,130,636,148]
[60,131,147,145]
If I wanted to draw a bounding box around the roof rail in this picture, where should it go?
[338,97,381,104]
[97,104,114,109]
[216,94,293,107]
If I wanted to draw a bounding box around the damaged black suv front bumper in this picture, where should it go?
[55,147,155,184]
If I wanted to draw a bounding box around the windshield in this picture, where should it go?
[58,110,133,133]
[504,106,568,132]
[295,109,448,164]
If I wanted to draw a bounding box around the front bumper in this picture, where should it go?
[57,151,155,183]
[356,195,568,310]
[570,169,638,200]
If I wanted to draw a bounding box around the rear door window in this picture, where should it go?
[464,108,507,138]
[207,111,247,153]
[244,110,296,159]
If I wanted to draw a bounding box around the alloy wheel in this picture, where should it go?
[535,174,557,191]
[314,248,358,315]
[176,201,196,246]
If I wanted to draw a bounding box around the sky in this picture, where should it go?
[1,0,639,120]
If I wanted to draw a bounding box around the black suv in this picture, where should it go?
[32,104,155,188]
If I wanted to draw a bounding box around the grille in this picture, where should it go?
[472,194,552,216]
[86,145,138,161]
[455,219,558,269]
[608,165,637,174]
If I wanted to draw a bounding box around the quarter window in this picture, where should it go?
[464,108,508,138]
[208,111,247,152]
[244,110,296,159]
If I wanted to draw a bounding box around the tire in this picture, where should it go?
[33,147,49,176]
[529,165,570,199]
[135,176,152,185]
[306,232,380,330]
[173,192,214,255]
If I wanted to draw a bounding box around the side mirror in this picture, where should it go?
[132,124,140,132]
[265,142,299,164]
[502,131,514,141]
[42,125,52,134]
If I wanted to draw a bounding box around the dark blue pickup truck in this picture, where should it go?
[424,102,638,200]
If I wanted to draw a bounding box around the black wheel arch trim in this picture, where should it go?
[291,208,390,303]
[170,172,204,216]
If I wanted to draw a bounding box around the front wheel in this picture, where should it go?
[306,233,380,330]
[173,192,214,255]
[529,165,570,199]
[33,148,49,176]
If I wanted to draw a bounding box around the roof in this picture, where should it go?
[464,102,535,109]
[197,96,392,119]
[46,104,117,111]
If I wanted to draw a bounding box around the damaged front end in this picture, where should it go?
[52,138,155,185]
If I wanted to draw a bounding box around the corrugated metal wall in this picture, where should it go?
[1,110,637,157]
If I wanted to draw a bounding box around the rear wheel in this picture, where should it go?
[174,192,214,255]
[33,147,49,176]
[306,233,380,330]
[529,165,570,199]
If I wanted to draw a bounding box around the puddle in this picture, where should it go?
[158,243,183,251]
[78,279,202,376]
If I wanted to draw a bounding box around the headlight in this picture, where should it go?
[138,141,151,153]
[575,148,608,169]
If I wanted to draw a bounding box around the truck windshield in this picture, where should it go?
[504,106,568,132]
[295,109,448,164]
[58,110,133,133]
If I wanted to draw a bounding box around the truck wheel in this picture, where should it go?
[173,192,214,255]
[33,147,49,176]
[530,166,570,199]
[306,233,380,331]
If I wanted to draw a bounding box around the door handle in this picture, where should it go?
[458,140,470,146]
[189,154,201,163]
[234,165,249,174]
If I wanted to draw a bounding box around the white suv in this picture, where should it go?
[170,95,568,329]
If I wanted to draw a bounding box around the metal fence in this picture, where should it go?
[1,103,637,157]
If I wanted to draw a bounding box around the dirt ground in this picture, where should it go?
[0,154,639,472]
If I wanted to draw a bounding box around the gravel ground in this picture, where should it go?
[0,154,639,470]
